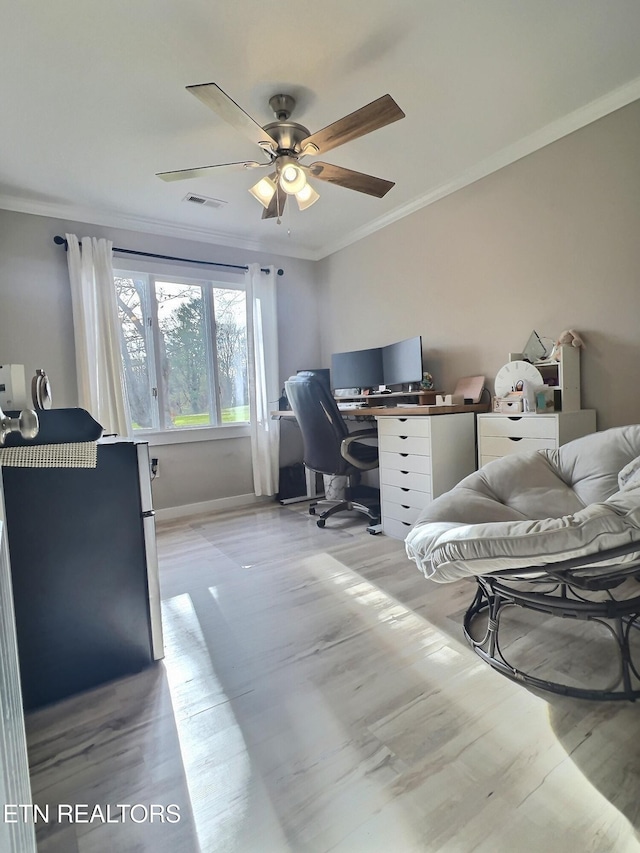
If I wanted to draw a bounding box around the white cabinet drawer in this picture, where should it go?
[382,468,432,492]
[380,451,431,475]
[382,483,431,509]
[479,435,556,458]
[377,417,431,438]
[382,501,423,526]
[379,434,431,455]
[383,516,415,541]
[478,415,557,439]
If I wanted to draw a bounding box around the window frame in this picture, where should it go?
[113,258,251,445]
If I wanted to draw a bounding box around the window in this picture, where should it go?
[114,267,249,434]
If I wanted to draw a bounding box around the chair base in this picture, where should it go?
[463,573,640,701]
[309,497,380,529]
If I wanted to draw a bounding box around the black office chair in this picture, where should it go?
[285,371,380,529]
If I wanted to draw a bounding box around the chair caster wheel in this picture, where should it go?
[309,506,316,515]
[317,519,326,528]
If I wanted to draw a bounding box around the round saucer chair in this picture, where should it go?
[405,425,640,701]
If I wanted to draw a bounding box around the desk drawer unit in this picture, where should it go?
[477,411,597,468]
[376,413,476,540]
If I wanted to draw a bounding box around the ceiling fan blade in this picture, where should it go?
[307,162,394,198]
[262,183,287,219]
[156,161,265,182]
[298,94,405,156]
[187,83,279,152]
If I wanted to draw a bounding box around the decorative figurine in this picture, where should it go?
[420,372,434,391]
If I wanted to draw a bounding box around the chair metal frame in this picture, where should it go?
[462,539,640,701]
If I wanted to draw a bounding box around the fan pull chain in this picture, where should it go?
[285,192,292,235]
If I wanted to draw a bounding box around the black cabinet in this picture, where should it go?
[2,442,159,710]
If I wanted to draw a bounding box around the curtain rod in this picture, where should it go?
[53,236,284,276]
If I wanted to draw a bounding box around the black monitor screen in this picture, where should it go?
[331,347,383,390]
[382,335,423,386]
[297,368,331,396]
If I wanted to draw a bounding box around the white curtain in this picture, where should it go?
[65,234,131,436]
[246,263,280,496]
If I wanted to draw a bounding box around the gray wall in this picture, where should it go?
[0,210,319,509]
[317,99,640,431]
[4,98,640,510]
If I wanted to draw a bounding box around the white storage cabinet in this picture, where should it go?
[377,413,476,540]
[477,410,596,467]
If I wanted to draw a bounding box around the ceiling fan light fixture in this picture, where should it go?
[278,157,307,195]
[248,175,277,208]
[295,183,320,210]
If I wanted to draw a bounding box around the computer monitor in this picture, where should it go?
[382,335,423,386]
[297,368,331,396]
[330,347,383,391]
[330,336,423,390]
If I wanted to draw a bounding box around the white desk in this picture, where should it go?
[275,402,488,418]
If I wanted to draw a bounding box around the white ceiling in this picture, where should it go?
[3,1,640,261]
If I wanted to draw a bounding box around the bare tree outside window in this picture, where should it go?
[115,274,155,429]
[156,281,209,427]
[214,288,248,421]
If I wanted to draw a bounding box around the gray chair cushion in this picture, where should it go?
[405,425,640,583]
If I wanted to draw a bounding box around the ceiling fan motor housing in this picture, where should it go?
[263,121,310,153]
[269,94,296,121]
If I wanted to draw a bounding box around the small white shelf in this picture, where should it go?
[532,345,582,412]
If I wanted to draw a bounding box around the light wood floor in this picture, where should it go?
[25,502,640,852]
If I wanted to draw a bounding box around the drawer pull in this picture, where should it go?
[508,436,524,442]
[400,453,409,457]
[507,417,523,422]
[401,487,410,492]
[399,435,408,440]
[400,470,409,475]
[401,504,410,509]
[399,418,408,422]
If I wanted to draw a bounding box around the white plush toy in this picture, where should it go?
[550,329,585,361]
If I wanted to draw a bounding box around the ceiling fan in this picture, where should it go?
[156,83,405,220]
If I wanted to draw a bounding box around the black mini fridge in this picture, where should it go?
[2,441,164,710]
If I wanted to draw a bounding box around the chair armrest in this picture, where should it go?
[343,428,378,440]
[340,430,379,470]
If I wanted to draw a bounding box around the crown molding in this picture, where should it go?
[0,195,320,262]
[317,75,640,259]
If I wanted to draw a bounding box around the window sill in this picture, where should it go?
[134,424,251,446]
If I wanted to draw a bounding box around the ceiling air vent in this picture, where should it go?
[183,193,228,209]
